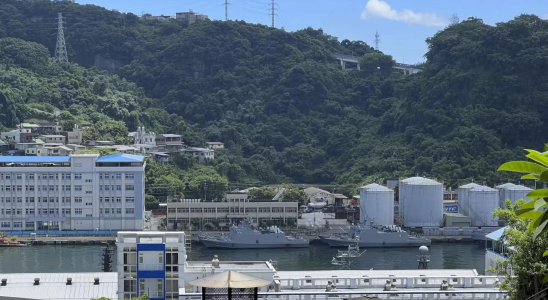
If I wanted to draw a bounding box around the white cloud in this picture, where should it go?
[360,0,448,27]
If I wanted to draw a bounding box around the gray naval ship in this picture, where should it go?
[320,221,431,248]
[199,220,309,249]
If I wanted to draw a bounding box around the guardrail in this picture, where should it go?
[1,230,117,236]
[277,276,503,290]
[180,290,507,300]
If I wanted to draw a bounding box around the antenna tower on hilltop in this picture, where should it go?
[374,30,380,51]
[55,13,68,63]
[225,0,228,21]
[271,0,276,28]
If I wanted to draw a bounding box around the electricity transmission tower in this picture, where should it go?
[271,0,276,28]
[374,30,380,51]
[55,13,68,63]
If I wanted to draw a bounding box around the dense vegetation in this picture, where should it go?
[1,0,546,190]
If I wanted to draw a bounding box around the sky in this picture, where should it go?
[78,0,548,64]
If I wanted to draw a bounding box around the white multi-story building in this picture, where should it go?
[0,154,146,231]
[166,193,298,230]
[117,231,185,300]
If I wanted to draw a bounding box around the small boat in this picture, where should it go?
[0,235,29,247]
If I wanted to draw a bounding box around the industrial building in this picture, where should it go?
[399,177,444,227]
[359,183,394,226]
[496,183,532,207]
[0,154,146,231]
[165,193,298,230]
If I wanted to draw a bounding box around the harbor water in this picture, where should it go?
[0,242,486,273]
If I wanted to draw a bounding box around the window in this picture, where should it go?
[27,197,35,203]
[177,208,189,213]
[116,174,122,180]
[126,197,134,203]
[1,222,9,228]
[16,197,22,203]
[126,208,135,214]
[5,186,10,191]
[74,174,82,180]
[125,173,135,180]
[86,214,92,217]
[49,185,55,191]
[13,222,22,228]
[4,174,10,180]
[259,207,270,213]
[5,197,10,203]
[116,185,121,191]
[16,185,21,191]
[116,197,121,203]
[204,208,216,213]
[74,197,82,203]
[49,209,55,215]
[85,179,92,183]
[48,174,55,180]
[104,208,110,214]
[16,209,22,215]
[74,185,82,191]
[245,208,257,213]
[25,222,34,228]
[104,185,110,191]
[41,174,47,179]
[28,174,35,180]
[191,208,202,213]
[42,185,47,191]
[85,202,92,206]
[75,208,82,215]
[26,209,35,215]
[26,186,35,191]
[272,207,284,213]
[217,208,229,213]
[49,197,56,203]
[168,208,176,213]
[105,197,110,203]
[16,174,22,180]
[125,184,135,191]
[116,208,122,214]
[86,191,92,194]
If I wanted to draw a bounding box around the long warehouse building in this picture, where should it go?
[0,154,145,231]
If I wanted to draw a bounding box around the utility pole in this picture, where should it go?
[374,30,380,51]
[225,0,228,21]
[55,13,68,63]
[271,0,275,28]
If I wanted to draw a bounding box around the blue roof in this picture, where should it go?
[486,227,508,241]
[0,156,70,163]
[97,153,145,163]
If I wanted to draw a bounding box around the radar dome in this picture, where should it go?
[419,246,429,255]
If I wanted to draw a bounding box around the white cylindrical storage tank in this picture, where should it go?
[495,183,517,208]
[468,185,499,226]
[504,184,533,206]
[458,183,481,217]
[399,177,443,227]
[359,183,394,226]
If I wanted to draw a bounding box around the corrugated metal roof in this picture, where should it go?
[495,183,516,189]
[0,156,70,163]
[460,183,481,189]
[470,185,497,192]
[0,272,117,300]
[401,177,441,186]
[360,183,392,192]
[507,185,533,191]
[96,153,144,162]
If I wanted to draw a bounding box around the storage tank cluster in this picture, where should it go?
[496,183,532,207]
[399,177,444,227]
[359,183,394,226]
[458,182,533,226]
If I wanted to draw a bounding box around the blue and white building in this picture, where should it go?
[0,154,146,231]
[117,231,186,300]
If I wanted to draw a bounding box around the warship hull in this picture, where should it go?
[319,235,431,248]
[200,238,309,249]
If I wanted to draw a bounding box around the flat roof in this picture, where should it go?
[160,134,181,137]
[40,135,65,137]
[0,272,117,300]
[186,261,273,271]
[96,153,145,163]
[0,156,71,163]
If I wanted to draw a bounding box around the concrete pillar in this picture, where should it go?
[350,278,357,289]
[406,277,413,288]
[340,59,345,69]
[464,277,472,288]
[357,63,361,71]
[292,279,300,290]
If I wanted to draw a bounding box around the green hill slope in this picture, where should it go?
[1,0,546,188]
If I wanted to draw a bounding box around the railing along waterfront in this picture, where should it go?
[276,275,503,290]
[180,290,507,300]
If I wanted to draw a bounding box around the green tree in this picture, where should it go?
[488,199,548,300]
[145,194,159,210]
[248,187,276,200]
[359,52,395,74]
[281,185,306,205]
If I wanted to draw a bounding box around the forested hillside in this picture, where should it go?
[1,0,547,188]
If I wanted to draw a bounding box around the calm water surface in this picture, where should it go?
[0,243,486,273]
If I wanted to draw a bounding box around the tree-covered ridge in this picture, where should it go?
[1,0,548,188]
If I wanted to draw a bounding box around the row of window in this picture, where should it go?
[0,207,135,216]
[167,207,298,213]
[1,221,34,228]
[0,173,136,180]
[0,196,136,203]
[0,184,135,192]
